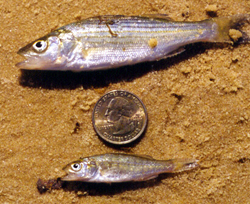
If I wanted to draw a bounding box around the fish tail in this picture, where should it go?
[167,159,199,173]
[210,14,250,43]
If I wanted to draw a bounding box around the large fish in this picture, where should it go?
[61,153,199,182]
[16,14,249,71]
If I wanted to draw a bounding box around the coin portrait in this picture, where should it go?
[92,90,147,145]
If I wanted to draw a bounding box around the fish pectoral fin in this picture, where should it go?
[133,174,158,182]
[140,14,173,21]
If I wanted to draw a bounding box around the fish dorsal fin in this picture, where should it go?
[140,14,173,21]
[117,153,154,159]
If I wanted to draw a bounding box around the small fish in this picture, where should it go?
[16,14,250,71]
[61,153,199,183]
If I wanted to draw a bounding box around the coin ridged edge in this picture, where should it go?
[92,90,148,145]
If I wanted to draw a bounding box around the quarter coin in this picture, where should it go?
[92,90,147,145]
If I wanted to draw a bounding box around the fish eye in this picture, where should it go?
[71,163,82,171]
[33,40,47,52]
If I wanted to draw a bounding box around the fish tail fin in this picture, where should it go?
[211,14,250,43]
[168,159,199,173]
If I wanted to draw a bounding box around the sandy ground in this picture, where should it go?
[1,0,250,203]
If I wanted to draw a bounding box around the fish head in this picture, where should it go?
[61,158,98,181]
[16,30,76,70]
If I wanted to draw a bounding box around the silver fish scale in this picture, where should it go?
[62,153,199,182]
[17,14,250,71]
[66,17,211,38]
[90,154,170,182]
[57,16,216,70]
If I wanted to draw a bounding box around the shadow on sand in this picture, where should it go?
[37,173,176,196]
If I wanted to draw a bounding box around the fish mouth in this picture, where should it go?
[61,173,85,181]
[16,52,67,70]
[15,59,30,69]
[61,174,75,181]
[16,52,56,70]
[16,50,43,70]
[16,47,55,70]
[15,57,43,70]
[16,50,30,69]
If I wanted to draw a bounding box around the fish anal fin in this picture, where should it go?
[167,47,186,57]
[137,154,154,159]
[156,47,186,61]
[140,14,173,21]
[133,174,158,182]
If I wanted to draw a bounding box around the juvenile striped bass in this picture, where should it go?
[61,153,198,182]
[16,14,250,71]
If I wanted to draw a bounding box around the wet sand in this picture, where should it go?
[1,0,250,203]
